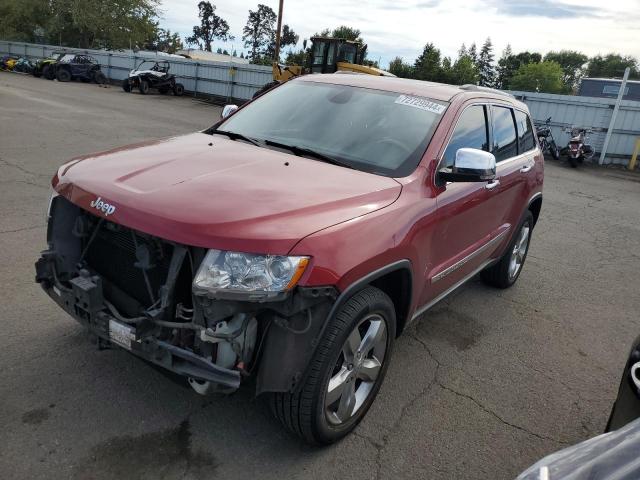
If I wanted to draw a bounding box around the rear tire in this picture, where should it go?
[481,211,534,289]
[269,286,396,444]
[56,69,71,82]
[138,80,149,94]
[173,83,184,96]
[568,156,578,168]
[43,65,55,80]
[93,71,106,84]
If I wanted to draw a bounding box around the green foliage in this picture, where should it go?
[496,46,542,90]
[543,50,588,92]
[477,37,496,87]
[243,4,276,61]
[49,0,159,49]
[330,26,363,43]
[414,43,443,82]
[0,0,162,49]
[388,56,414,78]
[186,1,233,52]
[510,61,564,93]
[144,28,183,53]
[450,54,479,85]
[586,54,639,80]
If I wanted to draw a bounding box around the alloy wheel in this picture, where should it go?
[325,314,388,425]
[509,224,530,280]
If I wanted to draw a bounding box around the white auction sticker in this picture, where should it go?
[395,95,446,114]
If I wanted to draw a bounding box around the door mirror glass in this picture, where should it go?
[438,148,496,183]
[221,104,239,119]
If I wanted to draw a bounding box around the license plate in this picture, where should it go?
[109,320,135,350]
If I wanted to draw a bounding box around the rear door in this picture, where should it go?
[484,105,537,243]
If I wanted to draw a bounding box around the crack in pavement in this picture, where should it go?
[409,330,571,447]
[0,224,44,235]
[0,157,51,179]
[353,333,442,480]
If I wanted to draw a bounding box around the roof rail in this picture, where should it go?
[460,84,515,98]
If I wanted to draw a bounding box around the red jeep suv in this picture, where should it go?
[36,74,543,444]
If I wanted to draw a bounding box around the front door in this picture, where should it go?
[421,103,500,306]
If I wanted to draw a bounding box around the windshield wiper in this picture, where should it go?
[210,129,263,148]
[263,140,354,170]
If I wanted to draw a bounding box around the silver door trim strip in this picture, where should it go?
[431,228,509,284]
[412,258,497,323]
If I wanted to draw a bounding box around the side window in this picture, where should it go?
[491,106,518,162]
[442,105,489,168]
[514,110,535,153]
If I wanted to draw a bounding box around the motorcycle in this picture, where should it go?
[534,117,560,160]
[564,126,595,168]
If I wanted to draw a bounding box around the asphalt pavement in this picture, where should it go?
[1,72,639,480]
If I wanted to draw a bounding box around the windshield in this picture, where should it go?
[216,81,447,177]
[137,61,167,72]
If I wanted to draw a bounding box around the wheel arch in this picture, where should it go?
[528,192,543,226]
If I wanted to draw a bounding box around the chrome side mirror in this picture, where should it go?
[439,148,496,183]
[221,104,239,119]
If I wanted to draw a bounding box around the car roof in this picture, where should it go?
[296,73,526,108]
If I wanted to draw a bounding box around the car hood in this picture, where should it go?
[54,133,402,254]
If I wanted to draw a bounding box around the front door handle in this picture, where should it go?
[520,163,534,173]
[485,179,500,190]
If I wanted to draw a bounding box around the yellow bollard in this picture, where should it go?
[630,138,640,171]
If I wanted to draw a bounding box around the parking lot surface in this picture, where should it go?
[1,72,639,480]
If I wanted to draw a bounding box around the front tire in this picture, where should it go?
[173,83,184,96]
[481,211,534,289]
[138,80,149,94]
[122,79,131,92]
[549,140,560,160]
[269,286,396,444]
[42,65,55,80]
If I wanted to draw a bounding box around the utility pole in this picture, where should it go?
[599,67,630,165]
[274,0,284,63]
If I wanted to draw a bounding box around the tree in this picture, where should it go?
[510,61,564,93]
[46,0,160,49]
[477,37,496,87]
[451,54,479,85]
[388,56,414,78]
[496,44,515,89]
[587,54,639,80]
[468,43,478,64]
[186,1,233,52]
[243,4,276,61]
[265,24,299,61]
[414,43,443,82]
[144,28,183,53]
[330,26,364,43]
[0,0,49,43]
[544,50,588,92]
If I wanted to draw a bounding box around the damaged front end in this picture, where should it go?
[36,195,336,395]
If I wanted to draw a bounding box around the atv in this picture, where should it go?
[32,52,64,79]
[122,60,184,96]
[52,54,106,84]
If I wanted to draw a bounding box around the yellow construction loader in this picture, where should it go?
[255,36,394,97]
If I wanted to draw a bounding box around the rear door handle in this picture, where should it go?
[485,180,500,190]
[520,163,534,173]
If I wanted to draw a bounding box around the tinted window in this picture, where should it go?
[218,82,447,177]
[442,105,489,168]
[492,106,517,161]
[514,110,536,153]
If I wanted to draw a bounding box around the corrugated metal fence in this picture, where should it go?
[0,40,273,101]
[509,90,640,165]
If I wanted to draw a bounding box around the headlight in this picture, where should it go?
[193,250,309,299]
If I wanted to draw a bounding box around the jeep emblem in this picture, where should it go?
[90,196,116,216]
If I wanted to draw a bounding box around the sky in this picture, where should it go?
[160,0,640,67]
